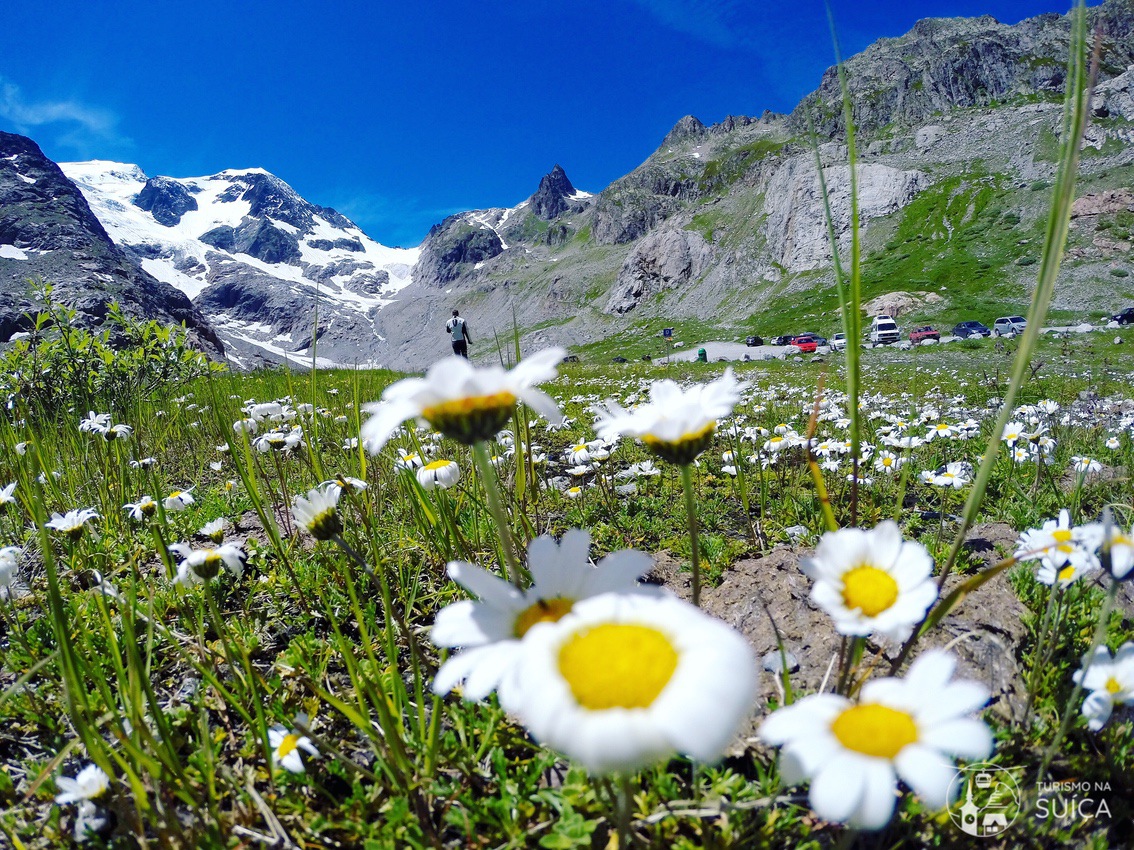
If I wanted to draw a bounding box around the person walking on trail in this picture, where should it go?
[446,309,472,359]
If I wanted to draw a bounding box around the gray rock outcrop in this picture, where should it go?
[134,176,199,226]
[605,228,712,314]
[762,158,928,272]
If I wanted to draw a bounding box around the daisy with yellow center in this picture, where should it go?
[268,724,319,773]
[592,369,743,465]
[509,591,757,774]
[172,543,246,585]
[1096,519,1134,580]
[1015,509,1101,580]
[416,459,461,491]
[760,649,992,830]
[431,530,654,705]
[801,521,938,643]
[360,348,565,451]
[291,484,343,541]
[1074,643,1134,731]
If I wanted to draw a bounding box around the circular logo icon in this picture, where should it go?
[948,763,1022,838]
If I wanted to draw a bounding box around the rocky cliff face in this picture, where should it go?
[371,0,1134,369]
[0,132,223,355]
[59,160,418,369]
[793,1,1134,141]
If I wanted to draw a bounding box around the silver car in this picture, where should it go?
[992,316,1027,336]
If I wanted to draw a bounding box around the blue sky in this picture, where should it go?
[2,1,1077,246]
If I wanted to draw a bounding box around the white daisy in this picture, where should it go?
[123,496,157,521]
[1074,643,1134,731]
[79,412,111,434]
[801,521,938,643]
[919,461,970,489]
[291,484,343,540]
[1015,510,1101,577]
[55,763,110,804]
[174,543,246,585]
[199,518,231,543]
[507,591,757,774]
[269,724,319,773]
[0,482,16,505]
[416,459,461,491]
[1070,456,1102,475]
[431,530,654,703]
[0,546,21,589]
[45,508,100,540]
[873,451,904,474]
[593,370,743,465]
[164,489,195,512]
[360,348,565,451]
[759,649,992,830]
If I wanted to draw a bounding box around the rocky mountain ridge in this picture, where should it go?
[58,161,419,368]
[0,132,223,355]
[380,0,1134,367]
[6,2,1134,370]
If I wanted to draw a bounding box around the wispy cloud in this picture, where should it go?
[629,0,750,49]
[0,75,131,156]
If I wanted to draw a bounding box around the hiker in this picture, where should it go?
[446,309,472,358]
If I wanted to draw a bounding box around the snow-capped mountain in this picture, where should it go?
[60,160,419,368]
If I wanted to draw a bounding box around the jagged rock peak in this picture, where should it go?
[530,164,577,220]
[134,176,198,226]
[662,115,707,147]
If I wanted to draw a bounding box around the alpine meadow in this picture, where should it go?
[5,1,1134,849]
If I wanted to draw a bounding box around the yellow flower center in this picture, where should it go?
[513,597,574,638]
[1058,565,1077,582]
[421,391,518,444]
[1106,677,1123,694]
[841,565,899,617]
[642,421,716,465]
[277,734,299,758]
[558,623,678,710]
[882,457,893,467]
[831,703,918,759]
[422,459,453,471]
[1052,529,1073,544]
[169,491,181,499]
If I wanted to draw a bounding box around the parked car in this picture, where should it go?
[952,321,991,338]
[831,333,847,351]
[745,335,763,347]
[798,332,828,346]
[992,316,1027,336]
[909,326,940,343]
[790,335,818,354]
[1112,307,1134,325]
[869,317,900,345]
[772,334,795,346]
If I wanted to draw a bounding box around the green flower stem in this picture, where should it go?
[1037,580,1119,785]
[472,440,522,587]
[1023,582,1065,730]
[680,463,702,608]
[616,773,635,849]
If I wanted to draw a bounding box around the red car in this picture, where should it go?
[790,335,818,353]
[909,326,940,343]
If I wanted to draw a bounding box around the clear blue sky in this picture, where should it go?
[1,1,1079,247]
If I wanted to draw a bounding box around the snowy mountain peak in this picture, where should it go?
[59,160,419,369]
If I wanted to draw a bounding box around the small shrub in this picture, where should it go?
[0,287,223,421]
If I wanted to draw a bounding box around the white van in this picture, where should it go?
[869,316,900,345]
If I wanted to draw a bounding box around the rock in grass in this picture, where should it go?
[763,650,800,674]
